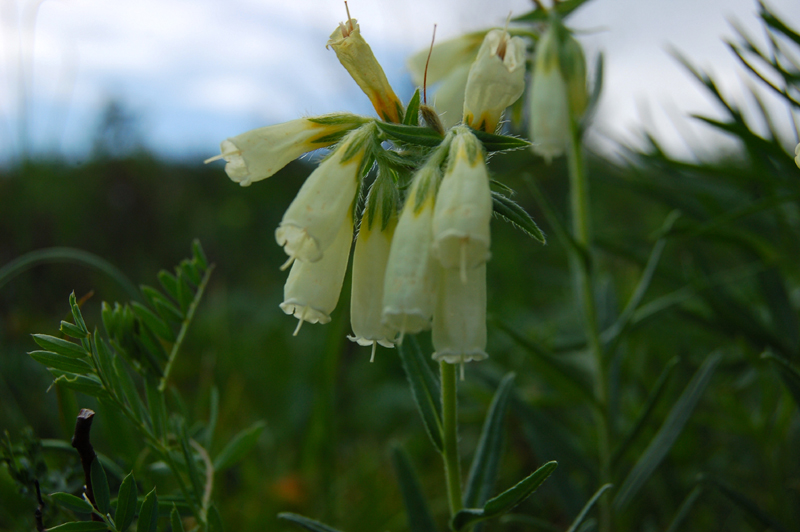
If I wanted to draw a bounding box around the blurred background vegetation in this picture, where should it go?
[2,3,800,532]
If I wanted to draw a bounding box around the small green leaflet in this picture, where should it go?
[492,192,546,243]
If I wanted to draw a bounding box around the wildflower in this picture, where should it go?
[528,23,570,162]
[275,126,370,266]
[382,165,441,336]
[206,115,364,187]
[463,29,527,132]
[348,174,398,359]
[280,217,354,334]
[432,264,488,364]
[328,15,404,123]
[432,129,492,282]
[561,31,589,120]
[407,32,486,129]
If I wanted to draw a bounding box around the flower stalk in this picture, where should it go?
[440,360,463,517]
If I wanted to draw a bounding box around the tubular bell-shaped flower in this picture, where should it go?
[328,17,404,123]
[432,129,492,282]
[432,263,488,364]
[528,23,570,163]
[381,162,443,336]
[463,29,527,132]
[207,114,365,187]
[349,171,398,359]
[280,216,354,333]
[275,125,371,265]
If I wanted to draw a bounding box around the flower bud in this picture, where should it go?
[349,179,398,358]
[528,24,570,163]
[208,115,364,187]
[463,29,527,132]
[275,127,368,265]
[432,130,492,282]
[328,18,404,123]
[382,167,439,335]
[561,32,589,120]
[280,217,354,334]
[432,263,488,364]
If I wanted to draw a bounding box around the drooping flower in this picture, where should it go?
[328,17,404,123]
[432,263,488,364]
[206,114,365,187]
[280,216,354,334]
[795,142,800,169]
[381,165,441,336]
[463,29,527,132]
[348,172,398,359]
[432,129,492,282]
[528,20,588,163]
[275,125,370,266]
[407,32,486,129]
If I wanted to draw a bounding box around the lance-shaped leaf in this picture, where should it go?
[132,302,176,343]
[60,320,88,340]
[47,523,110,531]
[376,122,444,147]
[90,458,111,515]
[397,336,443,452]
[566,483,613,532]
[463,373,515,508]
[137,488,158,532]
[491,192,546,243]
[69,291,89,333]
[29,351,93,374]
[404,89,421,126]
[390,444,438,532]
[614,352,721,510]
[213,420,266,472]
[115,472,138,531]
[170,505,186,532]
[32,334,88,359]
[50,371,105,398]
[470,129,530,152]
[49,492,94,514]
[278,512,346,532]
[145,378,167,440]
[451,461,558,531]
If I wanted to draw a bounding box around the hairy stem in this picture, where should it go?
[567,120,612,532]
[440,361,463,517]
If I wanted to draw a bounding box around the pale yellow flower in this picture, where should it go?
[528,25,570,163]
[432,263,488,364]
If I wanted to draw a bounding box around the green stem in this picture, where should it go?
[440,361,463,517]
[567,120,612,532]
[159,265,215,392]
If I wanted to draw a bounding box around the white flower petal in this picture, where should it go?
[432,263,488,364]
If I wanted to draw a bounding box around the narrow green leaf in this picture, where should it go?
[115,472,138,532]
[69,291,89,333]
[30,351,93,374]
[404,89,421,126]
[207,504,224,532]
[614,352,721,509]
[178,423,203,505]
[141,286,184,322]
[101,302,117,338]
[213,420,266,472]
[611,357,680,466]
[390,444,438,532]
[113,357,146,422]
[191,239,209,271]
[762,353,800,409]
[170,505,185,532]
[704,477,790,532]
[49,492,94,514]
[136,488,158,532]
[33,334,88,359]
[470,129,530,152]
[278,513,345,532]
[665,486,703,532]
[483,461,559,516]
[50,372,105,397]
[157,270,180,302]
[376,121,444,147]
[180,259,201,286]
[397,336,444,452]
[464,374,515,508]
[93,336,119,395]
[175,270,194,313]
[47,522,110,531]
[566,484,613,532]
[131,302,176,343]
[90,458,110,515]
[145,378,167,440]
[60,321,88,340]
[491,192,546,243]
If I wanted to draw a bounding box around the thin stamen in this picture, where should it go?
[370,342,377,363]
[204,154,224,164]
[345,1,353,33]
[280,255,296,271]
[293,317,305,336]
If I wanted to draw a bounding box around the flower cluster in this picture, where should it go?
[209,9,540,366]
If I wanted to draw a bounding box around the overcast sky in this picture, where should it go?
[0,0,798,163]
